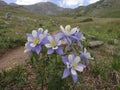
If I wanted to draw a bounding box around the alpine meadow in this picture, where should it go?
[0,0,120,89]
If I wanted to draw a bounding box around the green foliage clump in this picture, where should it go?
[0,66,26,89]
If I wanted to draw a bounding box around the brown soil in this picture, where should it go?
[0,46,28,70]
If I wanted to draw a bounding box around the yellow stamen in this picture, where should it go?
[33,39,39,45]
[51,41,56,47]
[72,62,77,67]
[66,27,70,33]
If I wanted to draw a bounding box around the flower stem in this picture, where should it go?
[55,54,59,89]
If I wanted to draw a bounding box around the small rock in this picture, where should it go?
[88,40,104,47]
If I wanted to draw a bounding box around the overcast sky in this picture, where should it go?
[3,0,100,8]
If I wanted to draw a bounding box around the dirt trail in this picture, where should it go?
[0,46,28,70]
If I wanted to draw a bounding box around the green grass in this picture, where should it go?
[92,6,120,18]
[0,66,26,89]
[72,1,120,18]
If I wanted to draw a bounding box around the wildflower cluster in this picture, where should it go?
[24,25,93,83]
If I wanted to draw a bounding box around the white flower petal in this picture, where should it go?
[27,37,33,42]
[83,48,94,60]
[81,35,86,41]
[86,53,94,60]
[53,46,58,50]
[74,66,84,72]
[32,30,37,38]
[54,35,59,42]
[38,28,43,32]
[74,56,81,63]
[70,27,77,35]
[45,44,52,48]
[57,40,62,46]
[30,43,36,47]
[68,54,73,62]
[86,53,91,58]
[65,25,71,31]
[71,69,77,75]
[24,50,27,53]
[60,25,72,36]
[60,25,66,34]
[76,28,80,32]
[66,62,71,68]
[65,25,71,35]
[48,36,54,43]
[44,29,48,35]
[24,49,30,53]
[39,34,44,42]
[25,43,27,46]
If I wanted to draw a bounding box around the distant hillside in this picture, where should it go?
[1,0,120,17]
[74,0,120,18]
[9,3,18,6]
[23,2,71,15]
[0,0,7,5]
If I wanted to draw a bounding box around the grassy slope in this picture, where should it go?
[73,0,120,18]
[87,6,120,18]
[0,6,37,48]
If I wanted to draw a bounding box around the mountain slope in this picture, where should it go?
[74,0,120,17]
[0,0,7,5]
[1,1,71,15]
[23,2,71,15]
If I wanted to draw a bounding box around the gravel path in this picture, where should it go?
[0,46,28,70]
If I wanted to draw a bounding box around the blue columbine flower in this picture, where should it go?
[24,42,32,54]
[62,54,86,83]
[24,28,48,54]
[80,48,94,63]
[60,25,77,36]
[74,30,86,46]
[45,35,63,55]
[60,25,85,47]
[60,25,77,44]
